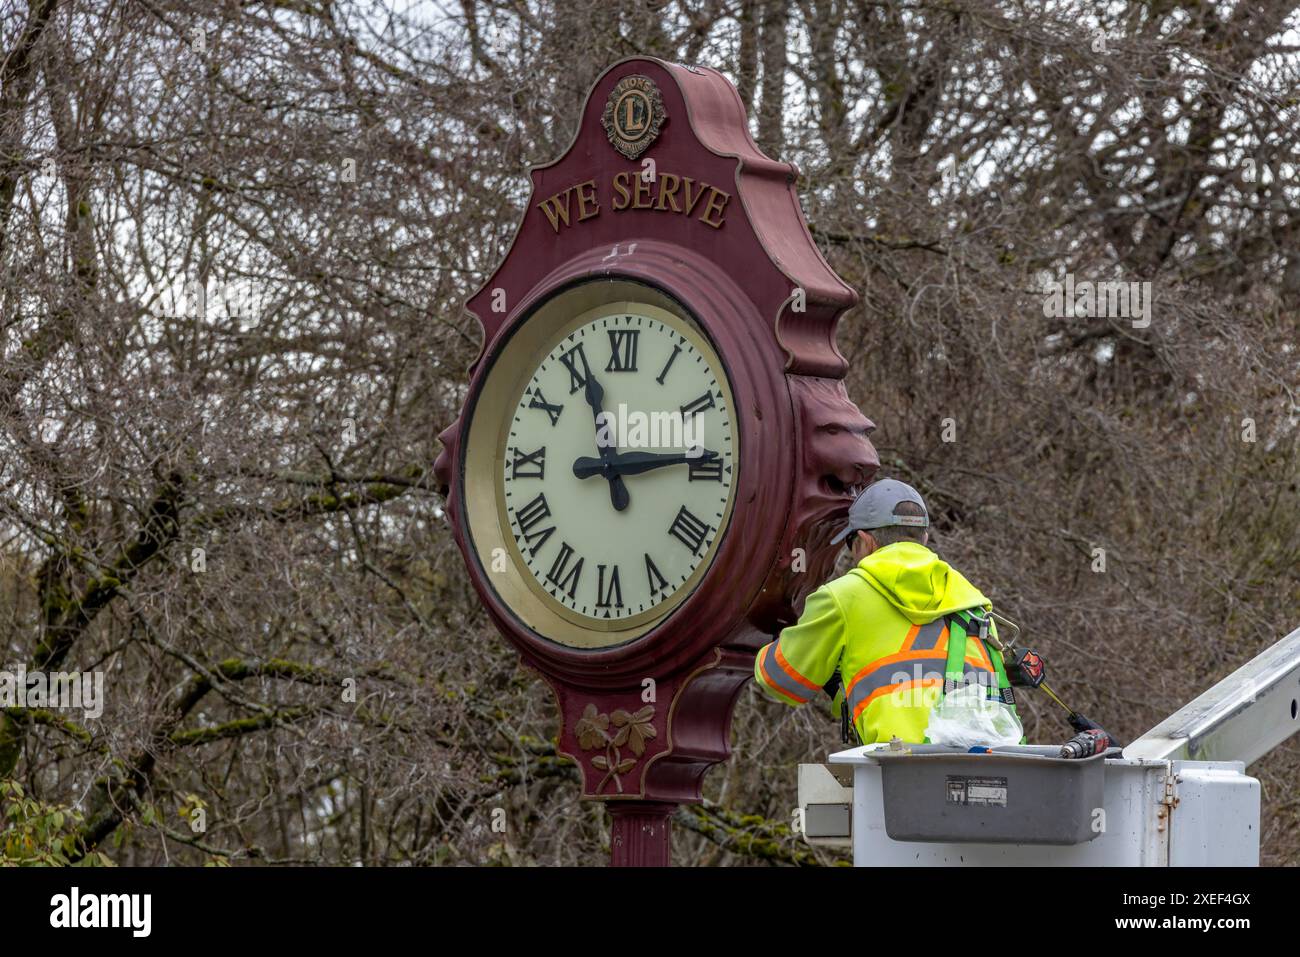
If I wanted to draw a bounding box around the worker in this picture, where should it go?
[754,479,1020,745]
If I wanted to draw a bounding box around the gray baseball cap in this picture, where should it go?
[830,478,929,545]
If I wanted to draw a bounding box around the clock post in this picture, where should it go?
[434,57,879,866]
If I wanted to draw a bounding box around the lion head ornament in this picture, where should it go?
[748,376,879,633]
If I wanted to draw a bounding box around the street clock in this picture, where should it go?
[434,57,878,864]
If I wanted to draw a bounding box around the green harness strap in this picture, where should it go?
[943,611,1019,718]
[924,610,1019,745]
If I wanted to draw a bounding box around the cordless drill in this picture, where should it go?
[1060,728,1111,759]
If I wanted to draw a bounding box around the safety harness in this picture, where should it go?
[944,609,1017,709]
[830,609,1019,745]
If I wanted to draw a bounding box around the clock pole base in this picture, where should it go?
[608,801,675,867]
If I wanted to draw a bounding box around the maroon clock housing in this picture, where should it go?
[433,57,879,865]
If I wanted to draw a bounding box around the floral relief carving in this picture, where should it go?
[574,703,657,794]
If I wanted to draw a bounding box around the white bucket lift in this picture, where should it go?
[797,626,1300,865]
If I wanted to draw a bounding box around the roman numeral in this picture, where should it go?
[680,391,716,419]
[510,446,545,479]
[688,455,723,482]
[645,553,670,599]
[656,344,682,385]
[605,329,639,372]
[545,542,585,599]
[668,505,713,556]
[596,564,624,610]
[528,388,563,426]
[514,492,554,556]
[558,342,590,394]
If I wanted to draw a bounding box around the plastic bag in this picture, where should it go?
[924,682,1023,749]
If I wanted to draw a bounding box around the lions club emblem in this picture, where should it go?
[601,75,666,160]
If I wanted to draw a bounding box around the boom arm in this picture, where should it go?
[1124,626,1300,765]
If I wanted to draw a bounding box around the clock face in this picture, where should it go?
[461,286,739,649]
[503,306,736,626]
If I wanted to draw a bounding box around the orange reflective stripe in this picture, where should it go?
[847,655,998,721]
[760,644,809,704]
[774,643,822,694]
[841,616,1003,731]
[845,646,945,696]
[896,623,922,652]
[909,620,949,651]
[853,677,942,720]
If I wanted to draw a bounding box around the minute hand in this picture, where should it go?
[582,375,630,510]
[573,449,717,480]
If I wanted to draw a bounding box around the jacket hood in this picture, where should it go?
[850,541,989,625]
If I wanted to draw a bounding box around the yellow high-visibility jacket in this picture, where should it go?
[755,541,1008,744]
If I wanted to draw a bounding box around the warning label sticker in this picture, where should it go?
[945,775,1008,807]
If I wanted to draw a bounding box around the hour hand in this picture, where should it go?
[609,475,629,510]
[571,455,632,508]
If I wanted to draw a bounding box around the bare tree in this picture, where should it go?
[1,0,1296,866]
